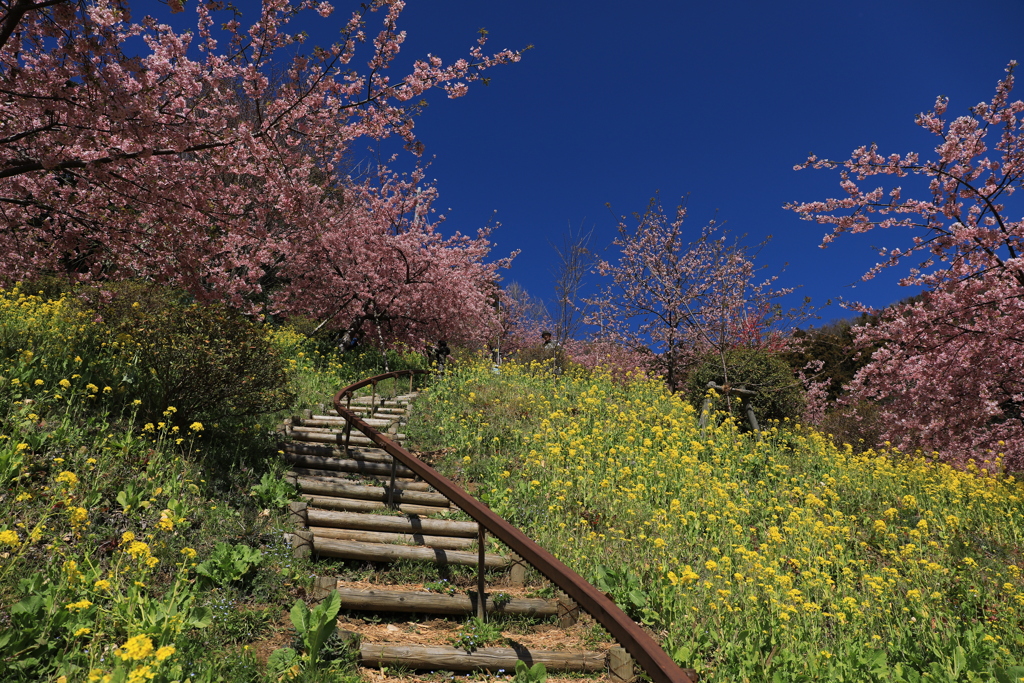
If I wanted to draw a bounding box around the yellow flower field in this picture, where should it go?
[411,359,1024,682]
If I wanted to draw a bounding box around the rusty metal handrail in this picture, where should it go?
[331,370,696,683]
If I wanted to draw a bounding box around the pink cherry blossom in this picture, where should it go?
[788,62,1024,471]
[0,0,522,347]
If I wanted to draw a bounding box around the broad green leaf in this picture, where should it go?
[290,599,311,635]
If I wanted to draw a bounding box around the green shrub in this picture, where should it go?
[686,348,804,424]
[84,282,293,424]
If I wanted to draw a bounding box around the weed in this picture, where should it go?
[449,616,505,652]
[424,579,457,596]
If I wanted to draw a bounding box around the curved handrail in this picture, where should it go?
[331,370,697,683]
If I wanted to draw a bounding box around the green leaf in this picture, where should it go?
[187,606,213,629]
[319,589,342,623]
[290,599,311,636]
[672,646,691,665]
[628,588,647,607]
[994,666,1024,683]
[267,647,299,675]
[952,645,965,677]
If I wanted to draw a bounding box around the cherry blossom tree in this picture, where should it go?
[588,196,797,392]
[788,62,1024,470]
[273,170,514,347]
[0,0,521,342]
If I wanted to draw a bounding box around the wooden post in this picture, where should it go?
[608,646,635,683]
[311,575,337,600]
[408,373,414,393]
[370,380,377,414]
[387,458,398,509]
[288,501,308,528]
[556,593,579,627]
[288,530,314,559]
[477,524,487,620]
[509,552,527,587]
[301,408,313,419]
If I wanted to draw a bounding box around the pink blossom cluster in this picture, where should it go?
[0,0,522,347]
[560,337,648,383]
[789,62,1024,471]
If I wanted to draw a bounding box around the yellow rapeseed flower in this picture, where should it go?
[156,510,174,532]
[69,506,89,528]
[0,529,19,546]
[125,540,151,559]
[65,599,93,612]
[116,635,154,661]
[55,471,78,486]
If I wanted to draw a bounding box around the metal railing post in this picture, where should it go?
[477,524,487,620]
[343,392,353,453]
[387,458,398,509]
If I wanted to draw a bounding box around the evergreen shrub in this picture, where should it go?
[686,348,804,424]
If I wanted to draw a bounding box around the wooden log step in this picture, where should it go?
[300,417,397,429]
[320,407,407,418]
[332,586,557,617]
[310,527,475,550]
[289,433,383,448]
[359,643,604,673]
[287,469,431,492]
[313,537,508,568]
[284,442,397,464]
[284,453,416,479]
[286,428,407,445]
[350,397,409,407]
[304,495,456,517]
[293,477,452,508]
[307,509,478,537]
[350,395,409,405]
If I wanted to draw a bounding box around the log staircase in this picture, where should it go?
[278,372,697,683]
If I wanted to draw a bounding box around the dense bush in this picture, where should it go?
[686,348,804,424]
[84,282,294,424]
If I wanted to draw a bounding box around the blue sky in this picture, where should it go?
[146,0,1024,326]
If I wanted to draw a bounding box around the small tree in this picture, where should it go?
[550,223,595,343]
[788,62,1024,470]
[588,196,799,392]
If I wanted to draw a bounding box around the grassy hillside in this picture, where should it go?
[0,286,421,683]
[409,360,1024,683]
